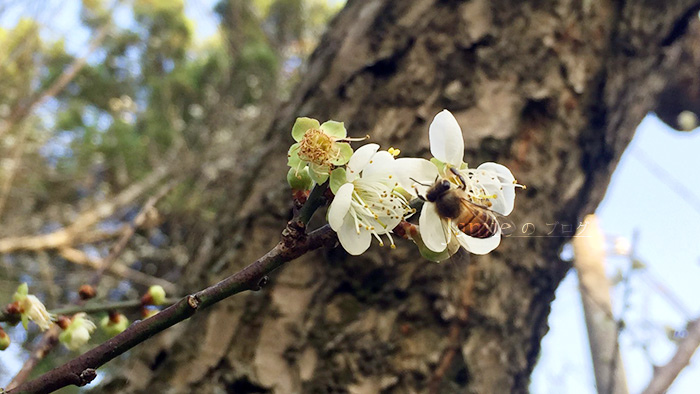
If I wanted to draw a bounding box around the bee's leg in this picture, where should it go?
[449,166,467,190]
[412,185,427,201]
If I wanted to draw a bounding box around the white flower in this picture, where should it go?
[396,110,522,256]
[328,144,413,255]
[20,295,53,331]
[13,283,53,331]
[59,313,96,351]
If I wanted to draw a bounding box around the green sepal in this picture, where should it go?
[13,283,28,301]
[330,142,353,166]
[320,120,346,139]
[291,117,320,142]
[287,167,313,191]
[309,162,330,184]
[287,143,302,168]
[329,167,347,194]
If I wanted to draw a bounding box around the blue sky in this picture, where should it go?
[531,115,700,393]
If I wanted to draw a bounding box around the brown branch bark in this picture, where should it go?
[642,317,700,394]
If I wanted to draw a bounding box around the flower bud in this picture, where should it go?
[0,328,10,350]
[78,284,97,300]
[143,285,166,306]
[100,312,129,337]
[59,313,96,351]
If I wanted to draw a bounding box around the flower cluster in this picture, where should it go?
[287,110,523,260]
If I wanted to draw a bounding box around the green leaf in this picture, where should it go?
[291,117,320,141]
[329,167,347,194]
[320,120,346,139]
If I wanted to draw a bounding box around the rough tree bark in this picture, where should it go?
[97,1,700,393]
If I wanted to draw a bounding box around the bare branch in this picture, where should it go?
[56,247,176,293]
[642,317,700,394]
[0,26,109,139]
[5,325,60,391]
[89,181,174,287]
[0,164,170,254]
[6,223,337,393]
[573,215,629,394]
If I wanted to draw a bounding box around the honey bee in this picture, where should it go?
[420,167,499,239]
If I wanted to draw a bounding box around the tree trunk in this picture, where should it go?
[99,1,700,393]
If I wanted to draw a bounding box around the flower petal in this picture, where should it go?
[320,120,347,139]
[347,143,379,180]
[429,110,464,165]
[475,163,516,215]
[455,226,502,255]
[328,183,354,231]
[309,162,330,184]
[394,158,439,197]
[331,142,353,166]
[419,202,448,252]
[329,167,347,194]
[292,117,320,141]
[337,215,372,255]
[361,150,394,179]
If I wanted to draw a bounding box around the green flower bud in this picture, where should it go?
[100,313,130,337]
[148,285,166,306]
[0,328,10,350]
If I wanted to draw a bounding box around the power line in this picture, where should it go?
[630,148,700,217]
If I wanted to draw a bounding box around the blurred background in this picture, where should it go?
[0,1,698,392]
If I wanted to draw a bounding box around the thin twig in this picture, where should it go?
[57,247,176,293]
[0,298,179,323]
[0,26,109,139]
[0,124,29,220]
[7,224,337,393]
[6,325,60,391]
[3,182,174,388]
[0,164,170,254]
[89,181,175,286]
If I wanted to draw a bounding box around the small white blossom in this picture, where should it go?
[13,283,53,331]
[396,110,522,256]
[59,313,96,351]
[328,144,413,255]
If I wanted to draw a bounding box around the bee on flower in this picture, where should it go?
[396,110,523,258]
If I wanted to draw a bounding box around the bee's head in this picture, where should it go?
[426,179,452,202]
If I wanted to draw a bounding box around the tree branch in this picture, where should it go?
[642,317,700,394]
[0,26,109,139]
[0,164,170,253]
[6,325,60,391]
[6,221,337,393]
